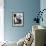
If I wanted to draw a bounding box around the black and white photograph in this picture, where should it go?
[12,12,24,26]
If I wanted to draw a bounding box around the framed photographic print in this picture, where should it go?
[12,12,24,27]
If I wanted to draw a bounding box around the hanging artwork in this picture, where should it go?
[12,12,24,27]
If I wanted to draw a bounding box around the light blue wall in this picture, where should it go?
[40,0,46,27]
[4,0,40,42]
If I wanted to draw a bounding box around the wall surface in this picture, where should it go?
[40,0,46,27]
[4,0,40,42]
[0,0,4,42]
